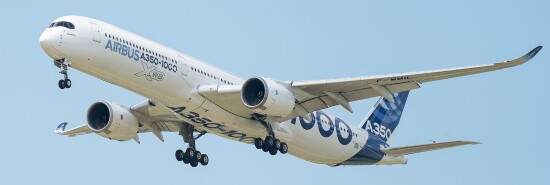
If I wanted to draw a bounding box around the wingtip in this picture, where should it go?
[525,46,543,59]
[465,141,481,145]
[454,140,481,145]
[54,122,68,134]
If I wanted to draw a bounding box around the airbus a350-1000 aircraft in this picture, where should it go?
[40,16,542,167]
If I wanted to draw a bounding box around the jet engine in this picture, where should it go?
[241,77,295,117]
[87,101,139,141]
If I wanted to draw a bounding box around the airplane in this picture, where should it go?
[40,15,542,167]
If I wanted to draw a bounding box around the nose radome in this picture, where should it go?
[39,30,55,48]
[39,29,64,60]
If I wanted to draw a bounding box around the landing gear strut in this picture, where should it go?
[175,123,209,167]
[251,114,288,155]
[55,59,71,89]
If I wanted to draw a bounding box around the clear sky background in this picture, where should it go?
[1,1,548,185]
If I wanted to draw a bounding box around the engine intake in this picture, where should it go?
[87,101,139,141]
[87,102,111,131]
[241,77,295,117]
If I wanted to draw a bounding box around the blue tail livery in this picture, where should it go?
[360,90,409,144]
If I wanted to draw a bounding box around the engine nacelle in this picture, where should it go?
[87,101,139,141]
[241,77,295,117]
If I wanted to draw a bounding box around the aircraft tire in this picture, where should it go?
[200,154,209,166]
[58,80,65,89]
[185,148,195,160]
[274,139,281,150]
[64,79,72,88]
[190,161,198,167]
[262,142,269,152]
[254,138,263,149]
[194,151,202,162]
[175,149,184,161]
[265,136,274,149]
[269,147,278,155]
[279,142,288,154]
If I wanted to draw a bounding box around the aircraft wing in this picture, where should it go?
[197,46,541,121]
[53,99,183,143]
[284,46,542,118]
[381,141,480,156]
[54,122,92,137]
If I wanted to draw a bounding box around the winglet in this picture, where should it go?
[496,46,542,67]
[55,122,68,134]
[525,46,543,60]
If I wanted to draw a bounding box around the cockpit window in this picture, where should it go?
[49,21,75,29]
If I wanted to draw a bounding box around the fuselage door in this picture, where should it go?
[90,22,101,43]
[178,54,189,76]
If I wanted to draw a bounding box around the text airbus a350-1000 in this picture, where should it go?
[40,16,542,167]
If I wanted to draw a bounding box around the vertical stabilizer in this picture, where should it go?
[359,91,409,144]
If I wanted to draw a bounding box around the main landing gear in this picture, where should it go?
[175,123,209,167]
[54,59,71,89]
[252,114,288,155]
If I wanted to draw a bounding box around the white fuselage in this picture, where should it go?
[40,16,403,166]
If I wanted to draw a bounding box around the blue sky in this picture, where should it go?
[1,1,548,184]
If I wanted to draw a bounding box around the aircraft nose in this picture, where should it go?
[39,29,56,48]
[39,29,64,60]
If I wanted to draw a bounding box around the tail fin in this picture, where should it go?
[359,91,410,144]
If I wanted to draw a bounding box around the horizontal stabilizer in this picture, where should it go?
[381,141,480,156]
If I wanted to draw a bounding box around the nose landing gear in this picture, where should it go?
[55,59,71,89]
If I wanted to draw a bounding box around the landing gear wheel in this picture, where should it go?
[262,142,270,152]
[274,139,281,150]
[265,136,274,148]
[185,148,195,160]
[190,161,198,167]
[177,124,210,167]
[64,79,72,88]
[279,142,288,154]
[269,147,278,155]
[254,138,263,149]
[200,154,209,166]
[251,114,289,156]
[175,149,184,161]
[58,80,65,89]
[194,151,202,162]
